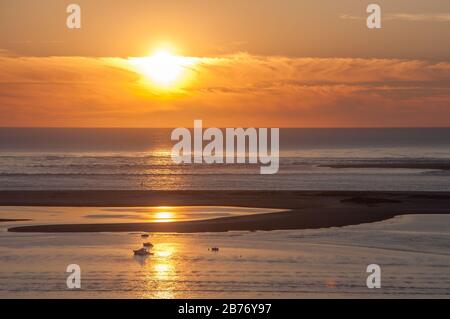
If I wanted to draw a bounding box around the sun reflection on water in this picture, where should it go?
[141,243,178,299]
[154,263,173,280]
[153,211,174,223]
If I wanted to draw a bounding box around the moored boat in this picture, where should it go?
[133,247,152,256]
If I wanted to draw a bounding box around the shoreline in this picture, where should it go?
[0,219,30,223]
[320,163,450,170]
[2,190,450,233]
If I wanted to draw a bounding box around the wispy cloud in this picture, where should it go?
[340,13,450,22]
[0,48,15,57]
[387,13,450,22]
[339,14,364,20]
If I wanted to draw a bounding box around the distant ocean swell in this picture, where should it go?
[0,128,449,190]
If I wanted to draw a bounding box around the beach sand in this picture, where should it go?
[2,190,450,233]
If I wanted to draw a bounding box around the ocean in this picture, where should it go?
[0,128,449,191]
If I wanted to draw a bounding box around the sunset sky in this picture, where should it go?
[0,0,449,127]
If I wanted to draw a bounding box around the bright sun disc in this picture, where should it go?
[130,49,197,88]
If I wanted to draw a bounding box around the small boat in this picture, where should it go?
[133,248,152,256]
[211,247,219,252]
[141,234,149,238]
[143,242,153,248]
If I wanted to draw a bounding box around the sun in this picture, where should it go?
[130,49,198,88]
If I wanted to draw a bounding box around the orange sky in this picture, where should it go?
[0,0,449,127]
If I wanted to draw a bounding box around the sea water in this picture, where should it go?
[0,128,449,191]
[0,214,449,298]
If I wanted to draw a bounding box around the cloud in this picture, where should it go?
[339,14,364,21]
[0,54,449,127]
[340,13,450,22]
[0,48,15,57]
[387,13,450,22]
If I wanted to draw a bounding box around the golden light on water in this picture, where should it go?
[141,243,177,299]
[156,250,173,258]
[154,263,172,275]
[129,47,198,89]
[154,211,174,222]
[140,206,179,223]
[155,206,173,210]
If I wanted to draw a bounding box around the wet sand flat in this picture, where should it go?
[1,190,450,233]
